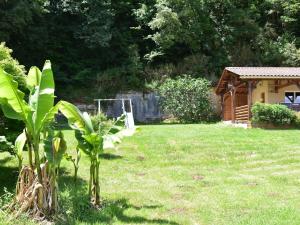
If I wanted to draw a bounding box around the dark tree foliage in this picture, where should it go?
[1,0,300,100]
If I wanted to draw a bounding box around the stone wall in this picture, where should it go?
[75,90,221,123]
[115,92,162,122]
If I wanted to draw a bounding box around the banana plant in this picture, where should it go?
[64,137,81,183]
[59,101,125,206]
[0,60,57,180]
[0,61,64,214]
[44,130,67,213]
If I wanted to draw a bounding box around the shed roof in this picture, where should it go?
[216,67,300,95]
[226,67,300,78]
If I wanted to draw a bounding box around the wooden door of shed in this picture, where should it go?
[223,94,232,121]
[236,94,247,107]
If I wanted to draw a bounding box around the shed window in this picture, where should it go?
[261,92,265,103]
[295,93,300,103]
[285,92,300,103]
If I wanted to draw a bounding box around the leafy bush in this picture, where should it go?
[0,42,26,137]
[0,42,26,91]
[157,75,215,122]
[251,103,297,126]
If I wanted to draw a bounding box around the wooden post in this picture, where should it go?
[220,93,224,120]
[247,81,253,120]
[231,88,236,123]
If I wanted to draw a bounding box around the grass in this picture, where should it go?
[1,123,300,224]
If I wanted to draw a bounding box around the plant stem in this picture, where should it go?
[89,163,93,196]
[25,130,33,169]
[74,164,78,183]
[50,168,57,213]
[95,161,100,205]
[17,157,22,172]
[33,138,42,184]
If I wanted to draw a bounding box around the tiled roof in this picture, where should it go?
[226,67,300,78]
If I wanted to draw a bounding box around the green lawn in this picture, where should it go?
[1,124,300,224]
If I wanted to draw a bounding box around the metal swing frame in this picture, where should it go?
[94,98,134,129]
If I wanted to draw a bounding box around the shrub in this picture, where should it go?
[0,42,26,137]
[251,103,297,126]
[0,42,26,91]
[157,75,215,122]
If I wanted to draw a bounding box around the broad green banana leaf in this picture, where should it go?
[59,101,93,133]
[83,133,103,151]
[0,67,30,120]
[14,131,27,162]
[40,102,61,131]
[44,131,67,167]
[82,112,94,133]
[0,98,24,120]
[29,60,55,134]
[27,66,41,91]
[75,130,92,156]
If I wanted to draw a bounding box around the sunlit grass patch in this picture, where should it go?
[1,123,300,224]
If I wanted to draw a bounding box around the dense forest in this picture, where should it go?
[1,0,300,101]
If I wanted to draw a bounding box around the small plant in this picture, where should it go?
[251,103,297,126]
[64,144,81,183]
[44,131,67,212]
[59,101,125,206]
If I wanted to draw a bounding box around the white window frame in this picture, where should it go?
[284,91,300,104]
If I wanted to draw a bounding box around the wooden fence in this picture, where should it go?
[235,105,249,122]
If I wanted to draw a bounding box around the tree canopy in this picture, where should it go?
[1,0,300,100]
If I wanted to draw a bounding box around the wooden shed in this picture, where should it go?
[215,67,300,123]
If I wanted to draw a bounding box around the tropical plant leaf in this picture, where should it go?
[107,114,126,134]
[63,153,74,162]
[44,131,67,166]
[0,67,29,121]
[14,131,27,161]
[59,101,93,133]
[30,60,55,134]
[83,133,102,148]
[0,98,24,120]
[40,102,61,130]
[26,66,41,91]
[75,130,92,156]
[82,112,94,133]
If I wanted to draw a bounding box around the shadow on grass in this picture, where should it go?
[0,156,18,195]
[57,170,178,225]
[100,153,123,160]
